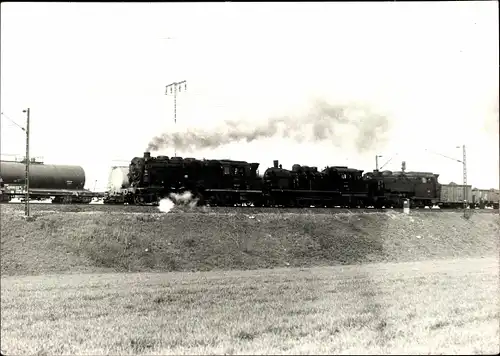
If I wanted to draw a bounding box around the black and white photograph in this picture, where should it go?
[0,1,499,355]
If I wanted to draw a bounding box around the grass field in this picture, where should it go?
[1,257,498,355]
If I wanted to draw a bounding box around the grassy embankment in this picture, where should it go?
[1,205,498,275]
[1,206,498,354]
[1,258,498,355]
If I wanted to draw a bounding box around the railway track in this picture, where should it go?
[2,202,498,214]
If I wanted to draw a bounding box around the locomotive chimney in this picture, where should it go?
[144,152,151,160]
[273,160,279,168]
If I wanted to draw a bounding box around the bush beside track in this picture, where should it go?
[1,205,498,276]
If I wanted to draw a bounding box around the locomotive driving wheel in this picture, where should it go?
[195,192,205,206]
[296,199,307,208]
[134,195,146,206]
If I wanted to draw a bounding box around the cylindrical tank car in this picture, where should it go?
[0,161,86,189]
[0,160,101,203]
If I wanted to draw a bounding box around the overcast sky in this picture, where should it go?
[1,2,498,191]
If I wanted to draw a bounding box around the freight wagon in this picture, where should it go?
[437,182,472,209]
[471,188,500,209]
[0,159,103,203]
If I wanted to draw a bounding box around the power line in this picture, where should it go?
[380,153,398,170]
[374,153,398,171]
[1,112,26,132]
[165,80,187,157]
[425,148,463,163]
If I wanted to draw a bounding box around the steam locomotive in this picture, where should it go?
[103,152,444,208]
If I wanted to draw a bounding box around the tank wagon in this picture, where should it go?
[0,160,102,203]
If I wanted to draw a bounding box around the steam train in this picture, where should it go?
[102,152,452,209]
[2,153,498,209]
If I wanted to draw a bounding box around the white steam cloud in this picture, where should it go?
[157,191,199,213]
[158,198,175,213]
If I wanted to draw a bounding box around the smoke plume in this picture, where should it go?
[146,99,391,153]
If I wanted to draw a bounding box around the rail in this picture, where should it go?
[1,201,497,212]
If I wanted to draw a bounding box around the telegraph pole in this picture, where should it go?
[22,108,30,217]
[165,80,187,157]
[462,144,468,216]
[375,155,383,171]
[425,146,468,217]
[0,110,31,216]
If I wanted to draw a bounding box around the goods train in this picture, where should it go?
[0,159,103,203]
[1,154,498,209]
[101,152,499,209]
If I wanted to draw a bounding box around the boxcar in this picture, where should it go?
[438,183,472,208]
[471,188,500,209]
